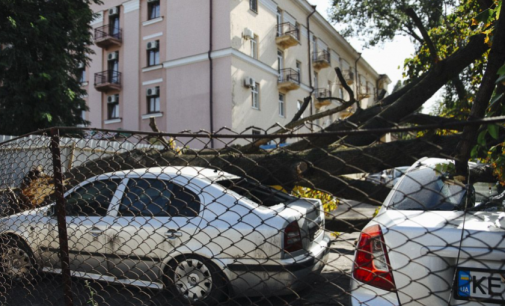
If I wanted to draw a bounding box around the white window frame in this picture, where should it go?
[278,93,285,117]
[297,100,304,119]
[250,36,258,59]
[251,82,259,109]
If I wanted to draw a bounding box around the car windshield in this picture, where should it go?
[217,178,297,207]
[387,167,468,211]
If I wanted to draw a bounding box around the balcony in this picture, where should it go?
[275,22,300,49]
[94,70,122,92]
[343,70,354,85]
[312,50,330,70]
[277,68,300,92]
[94,25,122,49]
[314,88,332,109]
[358,85,371,99]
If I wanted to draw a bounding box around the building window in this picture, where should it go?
[109,8,120,38]
[251,82,259,109]
[147,87,160,113]
[276,8,282,36]
[278,93,285,117]
[78,67,86,83]
[148,0,161,20]
[147,40,160,66]
[249,0,258,13]
[339,87,344,99]
[277,50,284,81]
[107,94,119,119]
[296,61,302,81]
[250,35,258,59]
[297,100,304,119]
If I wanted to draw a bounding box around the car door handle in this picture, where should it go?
[89,228,103,237]
[165,230,182,239]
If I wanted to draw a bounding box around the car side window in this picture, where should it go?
[65,179,121,217]
[118,179,200,217]
[170,184,200,217]
[119,178,173,217]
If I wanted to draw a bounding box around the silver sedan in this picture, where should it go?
[0,167,330,305]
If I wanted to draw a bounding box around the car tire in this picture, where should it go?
[166,255,228,305]
[0,237,37,283]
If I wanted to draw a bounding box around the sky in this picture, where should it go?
[308,0,441,113]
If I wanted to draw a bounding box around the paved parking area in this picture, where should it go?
[1,233,359,306]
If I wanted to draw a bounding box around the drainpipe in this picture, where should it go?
[306,5,317,131]
[354,53,361,108]
[208,0,214,148]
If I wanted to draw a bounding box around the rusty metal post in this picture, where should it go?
[50,128,74,306]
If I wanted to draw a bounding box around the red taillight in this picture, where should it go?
[353,224,396,291]
[284,221,303,253]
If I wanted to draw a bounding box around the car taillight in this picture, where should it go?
[284,220,303,253]
[353,224,396,291]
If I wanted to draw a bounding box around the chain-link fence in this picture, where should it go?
[0,123,504,306]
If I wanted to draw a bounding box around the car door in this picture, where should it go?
[47,178,122,275]
[108,177,202,282]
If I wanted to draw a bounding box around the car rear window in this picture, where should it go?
[387,168,468,211]
[217,178,297,207]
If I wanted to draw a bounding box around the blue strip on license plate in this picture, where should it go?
[455,268,505,304]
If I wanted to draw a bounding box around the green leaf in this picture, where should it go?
[7,16,16,28]
[498,64,505,76]
[471,145,480,158]
[41,113,52,123]
[478,130,487,146]
[474,8,493,24]
[488,124,499,139]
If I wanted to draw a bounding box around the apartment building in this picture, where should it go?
[82,0,390,142]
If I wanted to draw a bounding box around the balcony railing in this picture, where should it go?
[315,88,332,108]
[94,25,122,48]
[358,85,371,99]
[94,70,122,92]
[277,68,300,92]
[312,50,330,70]
[275,22,300,48]
[343,70,354,85]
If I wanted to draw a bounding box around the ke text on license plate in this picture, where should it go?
[455,268,505,304]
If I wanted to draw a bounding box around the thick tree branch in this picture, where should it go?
[343,34,489,147]
[455,3,505,178]
[405,8,439,63]
[400,113,464,128]
[290,95,311,123]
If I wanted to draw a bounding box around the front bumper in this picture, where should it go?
[225,234,331,297]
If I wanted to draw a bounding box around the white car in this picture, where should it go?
[350,158,505,306]
[0,167,330,305]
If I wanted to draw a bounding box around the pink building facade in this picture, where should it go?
[83,0,390,145]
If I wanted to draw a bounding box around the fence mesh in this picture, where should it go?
[0,124,503,306]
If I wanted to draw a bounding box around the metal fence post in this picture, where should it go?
[50,128,74,306]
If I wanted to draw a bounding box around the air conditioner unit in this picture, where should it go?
[146,87,159,97]
[107,94,118,103]
[243,28,254,40]
[109,7,119,16]
[244,77,255,88]
[108,52,118,61]
[146,41,159,50]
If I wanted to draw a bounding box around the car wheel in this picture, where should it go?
[0,238,37,283]
[167,255,227,305]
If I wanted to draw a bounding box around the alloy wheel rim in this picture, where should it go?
[174,259,213,302]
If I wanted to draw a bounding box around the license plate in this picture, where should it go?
[455,268,505,304]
